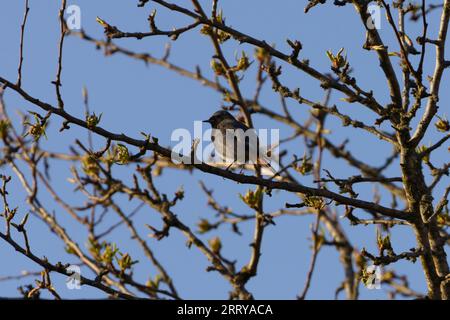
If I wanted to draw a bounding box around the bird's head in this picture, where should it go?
[203,110,235,127]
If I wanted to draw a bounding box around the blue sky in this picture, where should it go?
[0,0,448,299]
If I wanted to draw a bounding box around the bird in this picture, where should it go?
[203,110,278,175]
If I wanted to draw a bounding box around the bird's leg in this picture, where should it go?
[225,160,236,171]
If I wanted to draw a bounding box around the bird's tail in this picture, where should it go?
[257,143,279,177]
[258,155,279,177]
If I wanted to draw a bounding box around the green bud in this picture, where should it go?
[361,266,377,287]
[303,196,326,210]
[235,51,250,71]
[326,48,347,69]
[101,243,118,264]
[435,115,450,132]
[293,155,313,175]
[114,144,129,165]
[217,30,231,43]
[116,253,137,272]
[210,59,226,76]
[86,112,102,129]
[0,119,9,139]
[254,47,269,62]
[197,218,213,234]
[82,154,100,177]
[200,24,213,35]
[24,114,47,141]
[376,229,392,254]
[208,236,222,254]
[417,145,430,163]
[65,245,77,255]
[239,188,263,209]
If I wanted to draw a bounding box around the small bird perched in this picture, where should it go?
[203,110,277,175]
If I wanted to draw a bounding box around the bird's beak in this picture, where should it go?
[202,119,211,124]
